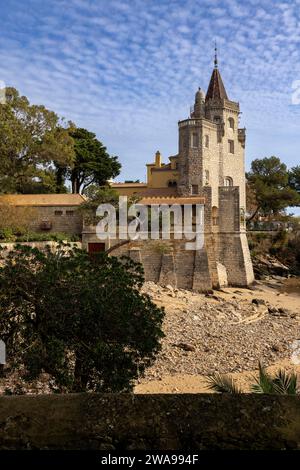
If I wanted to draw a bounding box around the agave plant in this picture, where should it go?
[206,362,298,395]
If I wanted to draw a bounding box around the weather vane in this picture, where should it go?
[214,40,218,68]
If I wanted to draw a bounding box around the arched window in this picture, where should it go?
[212,206,219,226]
[228,117,235,130]
[205,135,209,148]
[168,180,177,188]
[224,177,233,186]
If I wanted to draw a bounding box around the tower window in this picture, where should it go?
[228,139,234,154]
[191,132,199,148]
[192,184,199,195]
[224,176,233,186]
[205,135,209,148]
[205,170,210,185]
[228,117,235,129]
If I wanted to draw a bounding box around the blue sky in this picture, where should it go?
[0,0,300,187]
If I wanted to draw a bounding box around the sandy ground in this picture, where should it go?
[135,279,300,393]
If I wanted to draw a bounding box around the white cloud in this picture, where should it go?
[0,0,299,180]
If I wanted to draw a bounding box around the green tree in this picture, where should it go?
[0,244,164,392]
[78,185,120,225]
[63,128,121,194]
[246,156,300,221]
[0,88,74,193]
[289,165,300,195]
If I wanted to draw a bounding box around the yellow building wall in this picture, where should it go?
[111,152,179,196]
[148,169,179,188]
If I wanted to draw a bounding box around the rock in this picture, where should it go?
[268,306,278,314]
[252,298,266,306]
[174,342,195,352]
[165,285,174,291]
[271,344,284,353]
[204,290,214,296]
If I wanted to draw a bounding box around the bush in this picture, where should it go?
[0,231,80,243]
[0,227,15,241]
[0,244,164,393]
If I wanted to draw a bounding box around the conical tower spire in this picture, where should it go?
[205,45,228,101]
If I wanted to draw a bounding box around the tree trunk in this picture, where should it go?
[246,206,261,223]
[73,355,89,392]
[71,172,80,194]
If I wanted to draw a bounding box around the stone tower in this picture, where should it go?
[177,49,246,212]
[100,49,255,289]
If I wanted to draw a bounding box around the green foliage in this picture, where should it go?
[289,166,300,194]
[63,128,121,193]
[0,227,15,241]
[0,244,164,392]
[206,362,298,395]
[79,185,120,225]
[251,363,297,395]
[206,373,242,394]
[246,156,300,220]
[0,88,74,194]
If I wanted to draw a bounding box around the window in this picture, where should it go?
[192,184,198,195]
[228,139,234,154]
[205,135,209,148]
[168,180,177,188]
[212,206,219,226]
[205,170,210,185]
[240,208,245,225]
[54,210,63,216]
[228,117,235,129]
[224,176,233,186]
[214,116,221,122]
[66,210,74,216]
[192,132,199,148]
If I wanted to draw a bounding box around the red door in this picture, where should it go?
[88,243,106,254]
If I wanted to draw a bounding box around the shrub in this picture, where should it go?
[0,244,164,393]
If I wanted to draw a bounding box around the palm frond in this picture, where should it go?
[206,373,241,394]
[273,369,297,395]
[251,362,275,394]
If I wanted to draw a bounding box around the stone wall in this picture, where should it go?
[28,206,83,235]
[0,394,300,450]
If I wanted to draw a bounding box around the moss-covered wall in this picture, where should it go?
[1,394,300,450]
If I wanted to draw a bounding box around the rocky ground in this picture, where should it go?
[1,276,299,395]
[135,278,300,393]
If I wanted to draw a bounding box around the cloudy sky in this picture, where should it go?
[1,0,300,185]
